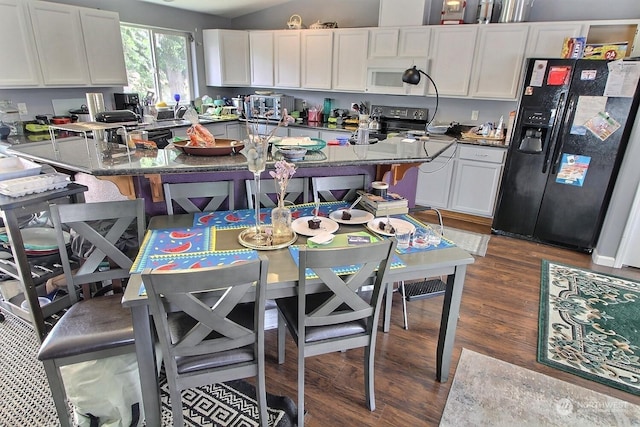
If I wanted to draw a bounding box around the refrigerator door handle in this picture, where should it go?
[550,94,577,175]
[542,92,567,174]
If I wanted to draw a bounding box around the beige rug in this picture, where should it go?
[440,349,640,426]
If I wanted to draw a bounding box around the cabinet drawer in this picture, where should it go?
[458,145,505,164]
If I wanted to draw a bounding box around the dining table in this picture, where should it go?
[121,201,475,426]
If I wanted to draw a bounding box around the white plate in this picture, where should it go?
[292,216,339,237]
[329,209,374,225]
[366,217,416,237]
[0,228,70,250]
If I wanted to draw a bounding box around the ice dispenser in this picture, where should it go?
[517,109,553,154]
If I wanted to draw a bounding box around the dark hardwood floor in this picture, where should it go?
[260,213,640,426]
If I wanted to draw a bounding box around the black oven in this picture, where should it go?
[371,105,429,135]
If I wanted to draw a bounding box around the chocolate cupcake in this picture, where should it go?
[341,210,352,220]
[308,218,321,229]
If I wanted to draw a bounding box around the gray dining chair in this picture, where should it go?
[245,176,310,208]
[276,238,397,426]
[141,255,270,427]
[163,180,235,214]
[311,174,369,203]
[38,199,146,427]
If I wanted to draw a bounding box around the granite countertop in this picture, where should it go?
[6,134,457,177]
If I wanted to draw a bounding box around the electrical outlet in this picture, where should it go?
[471,110,479,121]
[17,103,28,116]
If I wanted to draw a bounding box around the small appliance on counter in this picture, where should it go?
[114,93,142,120]
[247,94,294,120]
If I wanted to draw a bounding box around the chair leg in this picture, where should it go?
[399,281,409,330]
[277,311,286,364]
[42,360,72,427]
[255,364,268,426]
[170,387,185,426]
[364,344,376,411]
[298,350,305,427]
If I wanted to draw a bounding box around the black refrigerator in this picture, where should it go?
[492,58,640,252]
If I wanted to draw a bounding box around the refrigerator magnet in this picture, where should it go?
[580,70,597,80]
[584,112,621,141]
[547,66,572,86]
[530,60,547,87]
[525,86,534,96]
[556,154,591,187]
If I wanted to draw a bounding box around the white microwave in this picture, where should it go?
[365,59,428,95]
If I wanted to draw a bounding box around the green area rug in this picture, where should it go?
[538,260,640,395]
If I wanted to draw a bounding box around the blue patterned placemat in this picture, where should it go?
[135,248,259,295]
[192,201,350,230]
[380,214,456,254]
[131,226,217,273]
[288,242,406,280]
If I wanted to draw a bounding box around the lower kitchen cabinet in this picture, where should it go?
[416,144,506,218]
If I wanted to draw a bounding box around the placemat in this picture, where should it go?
[131,226,216,273]
[192,201,350,229]
[135,248,259,296]
[288,235,406,279]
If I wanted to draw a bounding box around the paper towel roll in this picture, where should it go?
[85,93,105,122]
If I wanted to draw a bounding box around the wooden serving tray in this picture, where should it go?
[460,132,505,142]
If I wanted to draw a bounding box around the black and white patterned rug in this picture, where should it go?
[0,309,296,426]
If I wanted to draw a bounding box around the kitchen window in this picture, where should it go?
[120,24,193,104]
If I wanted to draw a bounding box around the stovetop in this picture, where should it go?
[371,105,429,134]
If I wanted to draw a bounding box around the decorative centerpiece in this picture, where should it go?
[238,106,296,249]
[269,160,296,240]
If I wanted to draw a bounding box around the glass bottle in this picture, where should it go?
[271,203,293,241]
[323,98,332,122]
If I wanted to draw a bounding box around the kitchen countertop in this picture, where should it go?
[6,134,457,177]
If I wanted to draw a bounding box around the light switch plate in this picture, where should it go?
[17,103,28,116]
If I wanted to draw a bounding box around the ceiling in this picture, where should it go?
[136,0,295,19]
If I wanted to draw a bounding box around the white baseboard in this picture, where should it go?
[591,248,616,267]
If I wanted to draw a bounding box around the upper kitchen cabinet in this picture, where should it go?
[274,30,301,88]
[249,31,274,87]
[369,27,430,58]
[332,29,369,92]
[470,24,529,100]
[28,1,90,85]
[301,30,333,90]
[526,22,585,57]
[204,29,250,86]
[427,25,477,97]
[0,0,41,87]
[79,9,127,85]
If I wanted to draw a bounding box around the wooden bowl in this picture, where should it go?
[173,138,244,156]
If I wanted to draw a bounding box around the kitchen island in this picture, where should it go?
[7,134,456,215]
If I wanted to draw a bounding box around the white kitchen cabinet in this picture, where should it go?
[398,27,430,58]
[415,145,456,209]
[332,29,369,92]
[369,28,399,58]
[428,25,477,97]
[274,30,301,88]
[80,8,127,86]
[249,31,274,87]
[203,29,250,86]
[301,30,333,90]
[28,1,90,85]
[450,145,506,217]
[526,22,585,57]
[0,0,41,87]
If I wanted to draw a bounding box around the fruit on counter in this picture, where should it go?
[186,123,216,147]
[156,101,168,107]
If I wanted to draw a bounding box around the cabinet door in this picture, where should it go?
[28,1,90,85]
[250,31,274,87]
[332,29,368,92]
[415,147,455,209]
[274,30,300,88]
[470,24,529,100]
[204,30,250,86]
[526,22,585,57]
[288,128,320,138]
[80,9,127,86]
[301,30,333,89]
[398,27,430,57]
[428,26,477,97]
[0,0,41,87]
[451,159,503,217]
[369,28,399,58]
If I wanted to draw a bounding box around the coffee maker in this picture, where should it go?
[114,93,142,119]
